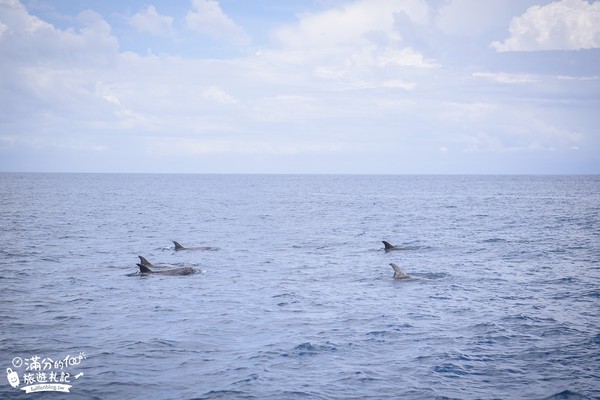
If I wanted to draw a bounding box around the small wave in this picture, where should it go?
[194,390,256,400]
[540,390,593,400]
[504,313,557,324]
[366,330,387,336]
[453,353,493,362]
[433,363,468,376]
[544,277,579,285]
[53,314,83,322]
[272,291,299,305]
[231,373,260,385]
[281,341,338,357]
[586,333,600,345]
[40,256,61,263]
[483,238,508,243]
[419,272,450,280]
[335,370,383,385]
[367,323,413,338]
[280,390,327,399]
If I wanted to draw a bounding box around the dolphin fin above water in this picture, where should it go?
[383,241,412,252]
[172,240,214,251]
[383,241,397,252]
[138,256,176,269]
[138,255,152,267]
[390,263,409,279]
[172,241,185,251]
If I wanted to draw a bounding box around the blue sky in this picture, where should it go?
[1,0,599,173]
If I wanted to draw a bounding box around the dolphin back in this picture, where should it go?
[137,263,194,276]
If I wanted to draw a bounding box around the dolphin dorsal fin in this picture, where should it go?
[383,241,395,250]
[390,263,407,279]
[137,264,153,274]
[172,241,185,250]
[138,256,151,266]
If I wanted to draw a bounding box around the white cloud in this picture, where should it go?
[185,0,250,45]
[556,74,600,81]
[376,46,437,68]
[0,1,118,68]
[263,0,436,92]
[129,5,173,36]
[491,0,600,51]
[0,1,123,135]
[145,137,343,156]
[201,86,238,105]
[275,0,430,48]
[0,0,52,34]
[473,72,539,84]
[306,45,436,90]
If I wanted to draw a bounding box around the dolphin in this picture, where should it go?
[137,264,195,276]
[390,263,410,279]
[138,256,175,269]
[172,241,214,251]
[382,241,410,252]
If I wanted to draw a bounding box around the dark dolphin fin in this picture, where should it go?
[382,241,395,251]
[172,241,185,251]
[138,256,152,266]
[137,264,153,274]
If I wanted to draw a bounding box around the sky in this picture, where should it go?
[0,0,599,174]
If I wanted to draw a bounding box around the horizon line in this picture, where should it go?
[1,171,598,176]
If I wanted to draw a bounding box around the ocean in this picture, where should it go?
[0,173,598,399]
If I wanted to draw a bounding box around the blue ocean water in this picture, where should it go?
[0,173,598,400]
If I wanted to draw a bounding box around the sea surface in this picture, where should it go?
[0,173,598,400]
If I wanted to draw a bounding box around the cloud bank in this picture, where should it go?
[0,0,598,173]
[492,0,600,51]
